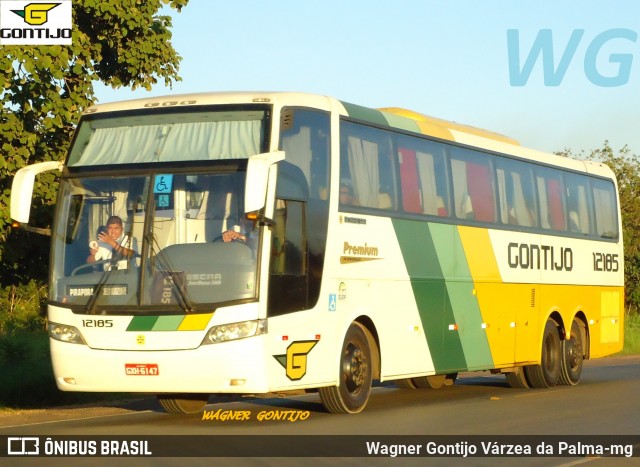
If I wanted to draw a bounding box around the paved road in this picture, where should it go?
[1,356,638,466]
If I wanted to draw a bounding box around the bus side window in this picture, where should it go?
[496,159,537,228]
[345,135,380,208]
[398,145,449,217]
[592,179,618,238]
[419,150,448,217]
[398,148,422,213]
[565,173,591,235]
[537,168,566,232]
[341,122,398,211]
[451,152,496,222]
[377,139,398,211]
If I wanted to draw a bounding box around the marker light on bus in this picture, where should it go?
[201,319,267,345]
[48,322,86,345]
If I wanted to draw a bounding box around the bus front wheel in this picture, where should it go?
[157,393,209,414]
[524,319,561,388]
[505,367,530,388]
[319,323,373,414]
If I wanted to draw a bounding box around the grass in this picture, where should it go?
[1,315,639,410]
[621,310,640,355]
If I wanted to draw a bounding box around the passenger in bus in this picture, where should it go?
[87,215,138,264]
[339,183,358,206]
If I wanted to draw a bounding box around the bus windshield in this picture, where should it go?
[67,107,267,167]
[51,171,259,311]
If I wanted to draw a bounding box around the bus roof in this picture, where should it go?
[85,92,514,146]
[83,91,614,180]
[340,103,520,146]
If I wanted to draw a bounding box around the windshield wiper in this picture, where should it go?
[85,250,126,314]
[145,232,194,313]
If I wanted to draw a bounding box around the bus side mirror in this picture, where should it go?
[245,151,285,214]
[10,161,63,223]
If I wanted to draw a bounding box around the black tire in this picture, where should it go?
[157,394,209,414]
[412,374,446,389]
[319,323,373,414]
[505,367,530,388]
[396,378,418,389]
[524,319,561,388]
[559,319,584,385]
[397,372,456,389]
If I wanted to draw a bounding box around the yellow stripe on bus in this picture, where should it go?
[177,313,214,331]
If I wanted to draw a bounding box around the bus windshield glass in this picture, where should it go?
[51,106,269,311]
[52,170,260,311]
[67,108,267,166]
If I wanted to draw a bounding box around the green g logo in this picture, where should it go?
[274,340,318,381]
[12,3,60,26]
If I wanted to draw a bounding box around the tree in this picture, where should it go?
[559,142,640,314]
[0,0,189,285]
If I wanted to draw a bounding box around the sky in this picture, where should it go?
[94,0,640,156]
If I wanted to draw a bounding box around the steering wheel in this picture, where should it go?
[70,260,110,276]
[212,235,246,245]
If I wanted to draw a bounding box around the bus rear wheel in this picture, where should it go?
[524,319,561,388]
[319,323,372,414]
[157,393,209,414]
[559,319,583,385]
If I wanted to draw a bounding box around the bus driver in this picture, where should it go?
[87,215,137,264]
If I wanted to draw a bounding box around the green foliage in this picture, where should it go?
[0,4,191,412]
[0,0,189,284]
[622,311,640,355]
[558,142,640,314]
[0,280,47,334]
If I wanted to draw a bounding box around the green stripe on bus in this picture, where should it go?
[340,101,388,126]
[380,111,421,134]
[126,315,159,331]
[126,314,213,331]
[152,315,186,331]
[429,224,494,370]
[392,219,466,372]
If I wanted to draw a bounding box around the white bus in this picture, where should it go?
[11,92,624,414]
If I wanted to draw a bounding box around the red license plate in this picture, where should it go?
[125,363,159,376]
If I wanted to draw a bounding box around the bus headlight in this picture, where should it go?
[201,319,267,345]
[48,322,86,345]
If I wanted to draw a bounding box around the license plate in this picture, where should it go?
[125,363,159,376]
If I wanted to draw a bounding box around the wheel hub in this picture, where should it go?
[344,344,367,391]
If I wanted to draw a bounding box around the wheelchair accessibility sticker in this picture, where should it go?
[328,293,337,311]
[154,175,173,194]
